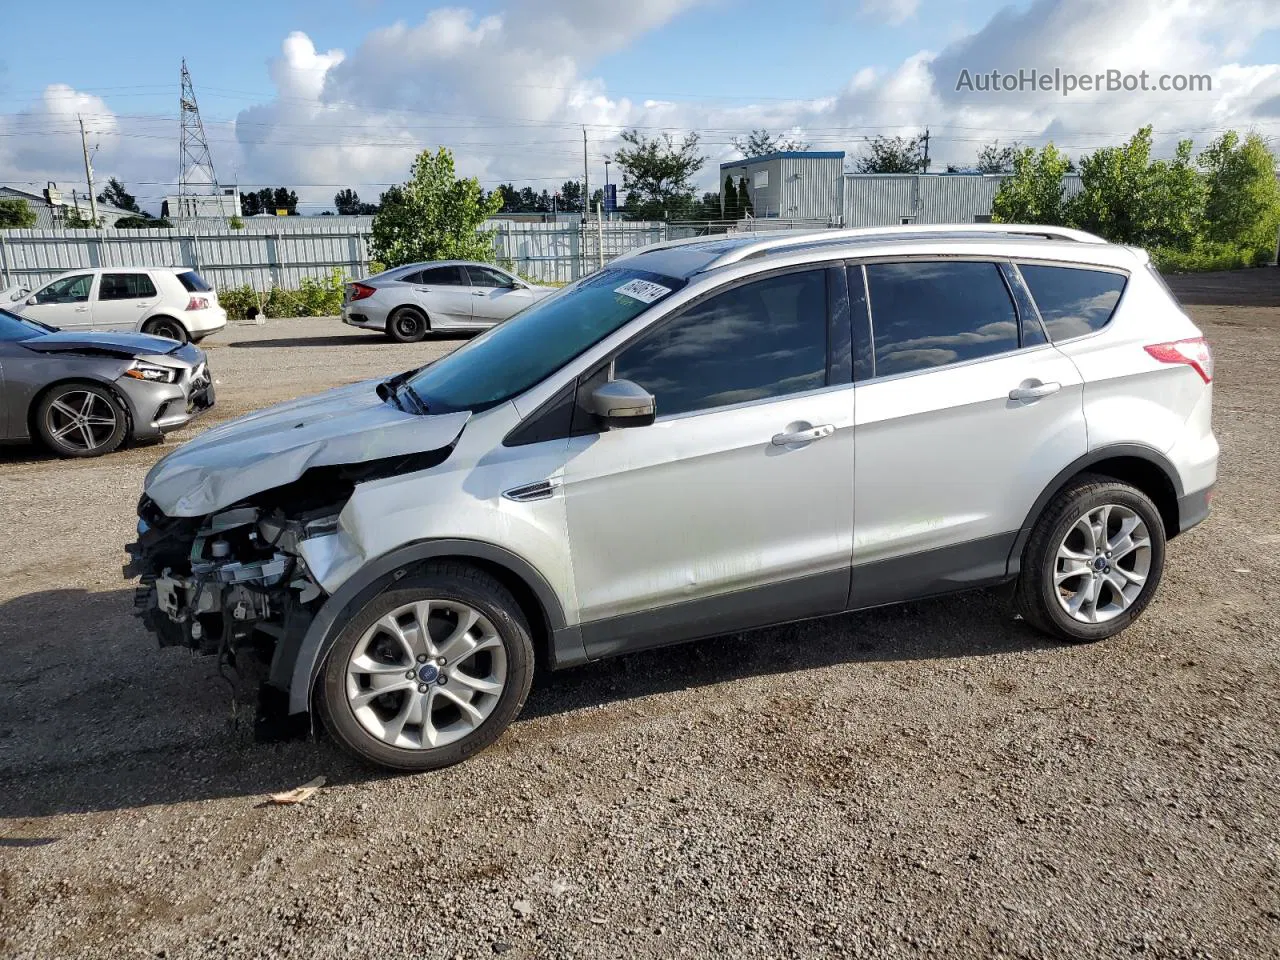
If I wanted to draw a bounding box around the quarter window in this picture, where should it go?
[613,269,828,418]
[99,273,157,301]
[35,274,93,305]
[1018,264,1128,341]
[865,261,1019,377]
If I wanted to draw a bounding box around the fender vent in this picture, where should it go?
[502,479,557,502]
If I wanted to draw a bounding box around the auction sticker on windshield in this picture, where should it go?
[614,278,671,304]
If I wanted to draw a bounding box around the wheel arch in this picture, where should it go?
[390,303,431,327]
[286,538,573,715]
[1008,444,1183,576]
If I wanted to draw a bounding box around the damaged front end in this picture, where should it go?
[124,492,338,699]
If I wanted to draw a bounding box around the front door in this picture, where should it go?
[848,259,1088,607]
[561,267,855,657]
[409,265,473,328]
[464,265,537,326]
[92,271,159,331]
[20,273,95,331]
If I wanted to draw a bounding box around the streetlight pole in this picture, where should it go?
[604,159,611,220]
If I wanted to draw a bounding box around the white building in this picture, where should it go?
[161,188,242,220]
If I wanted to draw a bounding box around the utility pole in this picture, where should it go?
[582,127,590,222]
[604,159,611,221]
[921,127,931,173]
[79,115,99,226]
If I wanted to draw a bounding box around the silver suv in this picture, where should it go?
[126,225,1217,771]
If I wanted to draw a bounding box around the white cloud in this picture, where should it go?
[3,0,1279,214]
[859,0,919,27]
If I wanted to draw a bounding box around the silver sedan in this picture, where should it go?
[341,261,555,342]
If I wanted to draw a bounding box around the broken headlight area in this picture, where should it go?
[124,494,339,686]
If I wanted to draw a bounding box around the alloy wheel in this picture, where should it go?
[1053,503,1152,624]
[44,390,120,454]
[344,599,507,749]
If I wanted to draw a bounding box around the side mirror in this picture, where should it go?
[589,379,656,429]
[25,295,37,306]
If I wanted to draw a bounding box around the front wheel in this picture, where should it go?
[1015,475,1167,642]
[35,382,129,458]
[143,317,189,343]
[317,563,534,771]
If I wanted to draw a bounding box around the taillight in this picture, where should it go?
[186,296,210,311]
[349,283,376,302]
[1145,337,1212,383]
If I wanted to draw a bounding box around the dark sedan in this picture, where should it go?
[0,308,214,457]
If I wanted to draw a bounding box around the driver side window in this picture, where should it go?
[612,269,829,418]
[36,274,93,305]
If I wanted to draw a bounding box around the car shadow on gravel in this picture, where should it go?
[0,585,1054,819]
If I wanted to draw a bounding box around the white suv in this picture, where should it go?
[126,224,1217,771]
[13,267,227,343]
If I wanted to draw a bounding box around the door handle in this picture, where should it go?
[472,291,487,297]
[1008,380,1061,402]
[771,423,835,446]
[74,306,88,312]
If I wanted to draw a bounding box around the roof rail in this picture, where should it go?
[700,223,1108,270]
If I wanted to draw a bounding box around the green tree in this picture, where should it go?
[991,143,1074,224]
[334,188,362,215]
[975,140,1021,174]
[739,177,753,217]
[370,147,503,268]
[612,130,705,221]
[96,177,141,213]
[722,175,739,220]
[1143,139,1207,250]
[1199,131,1280,255]
[0,198,37,228]
[497,184,522,213]
[730,129,810,158]
[272,187,299,216]
[558,180,583,213]
[854,135,929,173]
[115,215,172,228]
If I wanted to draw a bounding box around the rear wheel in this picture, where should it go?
[34,382,129,458]
[1015,475,1167,642]
[143,316,189,343]
[317,563,534,771]
[387,307,429,343]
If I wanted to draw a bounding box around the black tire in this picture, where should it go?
[1015,474,1167,643]
[34,381,129,458]
[317,563,535,772]
[143,316,189,343]
[386,306,429,343]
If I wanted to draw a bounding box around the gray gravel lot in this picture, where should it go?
[1,289,1278,959]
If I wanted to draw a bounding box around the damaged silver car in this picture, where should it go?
[126,226,1217,772]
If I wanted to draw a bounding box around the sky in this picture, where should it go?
[1,0,1279,215]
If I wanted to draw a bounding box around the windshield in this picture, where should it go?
[404,267,685,414]
[0,308,50,342]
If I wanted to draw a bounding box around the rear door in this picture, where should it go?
[464,265,537,326]
[19,273,96,331]
[91,271,159,331]
[848,259,1087,607]
[409,265,473,328]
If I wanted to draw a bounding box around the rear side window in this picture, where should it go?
[1018,264,1127,341]
[613,269,828,417]
[865,261,1019,377]
[415,266,467,286]
[176,271,212,292]
[99,273,157,300]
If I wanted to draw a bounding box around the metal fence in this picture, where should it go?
[0,219,696,291]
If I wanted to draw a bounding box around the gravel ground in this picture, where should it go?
[1,285,1278,960]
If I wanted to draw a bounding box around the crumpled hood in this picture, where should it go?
[23,330,184,357]
[144,379,470,517]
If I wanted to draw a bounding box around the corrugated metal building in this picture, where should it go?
[720,152,846,222]
[842,172,1084,227]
